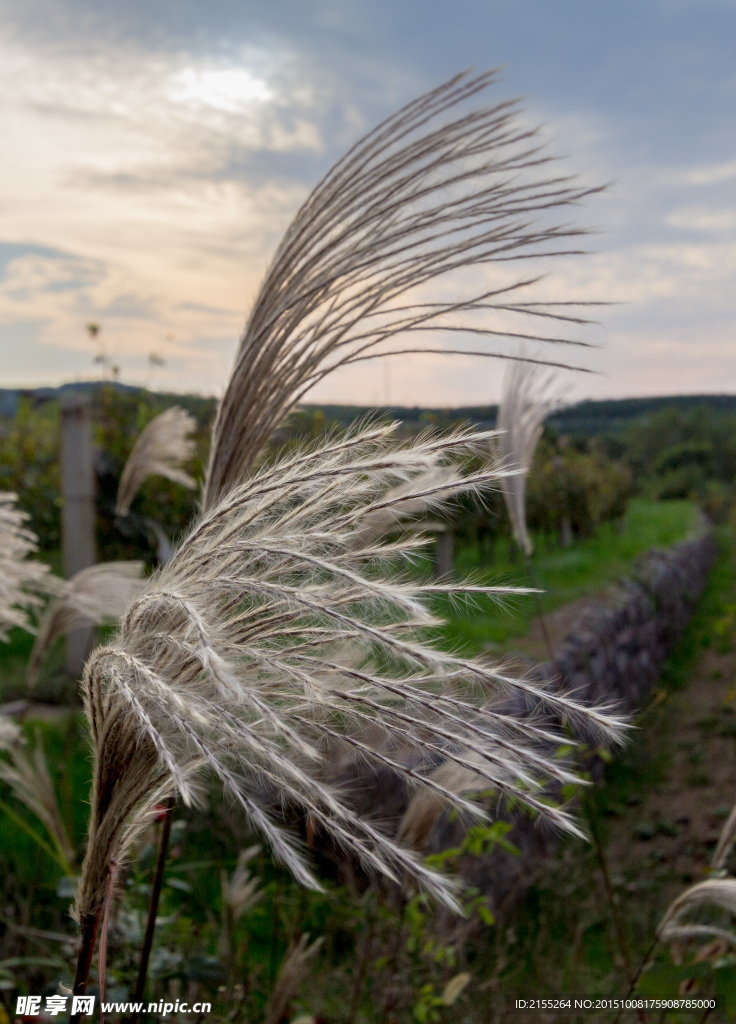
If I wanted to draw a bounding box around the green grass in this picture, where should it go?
[440,498,698,654]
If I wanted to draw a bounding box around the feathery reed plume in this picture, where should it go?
[223,846,263,921]
[0,716,21,748]
[398,760,490,849]
[712,802,736,874]
[0,716,75,873]
[202,69,602,507]
[0,492,53,640]
[658,880,736,947]
[349,466,463,549]
[116,407,196,517]
[496,352,564,557]
[74,424,626,958]
[218,846,263,965]
[27,563,145,690]
[265,934,323,1024]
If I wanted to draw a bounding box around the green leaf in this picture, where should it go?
[637,959,714,996]
[476,904,495,927]
[713,964,736,1019]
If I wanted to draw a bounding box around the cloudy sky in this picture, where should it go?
[0,0,734,405]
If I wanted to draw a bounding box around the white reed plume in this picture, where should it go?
[350,466,463,549]
[0,492,53,640]
[712,802,736,874]
[27,562,145,690]
[116,407,197,517]
[222,846,263,921]
[75,425,626,926]
[265,934,323,1024]
[496,354,564,556]
[655,796,736,951]
[0,715,21,749]
[202,69,601,507]
[0,716,75,872]
[218,845,263,962]
[658,880,736,947]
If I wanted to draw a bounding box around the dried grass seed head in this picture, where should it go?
[116,407,197,517]
[203,69,602,507]
[659,879,736,948]
[0,715,75,871]
[496,353,565,556]
[77,424,626,922]
[0,492,54,640]
[27,562,146,690]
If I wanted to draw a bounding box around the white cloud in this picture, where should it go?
[0,34,323,391]
[169,67,273,113]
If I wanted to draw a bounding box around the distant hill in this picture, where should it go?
[0,381,216,421]
[2,384,735,438]
[306,394,736,437]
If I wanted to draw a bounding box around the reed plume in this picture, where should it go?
[711,802,736,874]
[658,880,736,947]
[74,424,626,942]
[657,796,736,950]
[116,407,196,517]
[265,934,323,1024]
[496,353,564,557]
[0,492,53,640]
[27,563,145,690]
[202,69,601,507]
[222,846,263,921]
[0,716,75,873]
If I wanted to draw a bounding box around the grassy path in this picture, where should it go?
[442,498,698,656]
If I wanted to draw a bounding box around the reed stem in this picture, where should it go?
[585,795,633,980]
[98,860,117,1016]
[131,799,174,1016]
[70,911,100,1023]
[524,553,557,671]
[347,905,376,1023]
[612,937,661,1024]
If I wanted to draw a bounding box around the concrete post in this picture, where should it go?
[60,391,96,674]
[435,527,455,581]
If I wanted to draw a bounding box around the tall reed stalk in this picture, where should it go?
[60,71,613,998]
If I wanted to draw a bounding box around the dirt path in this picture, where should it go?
[605,641,736,890]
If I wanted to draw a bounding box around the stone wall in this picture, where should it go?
[538,526,717,713]
[434,525,718,911]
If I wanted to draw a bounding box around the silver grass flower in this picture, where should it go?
[202,69,601,508]
[712,802,736,874]
[116,407,197,517]
[0,492,53,640]
[221,846,262,922]
[496,354,564,557]
[0,716,75,872]
[658,880,736,947]
[27,562,145,690]
[265,934,323,1024]
[657,797,736,949]
[0,716,20,749]
[75,425,625,925]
